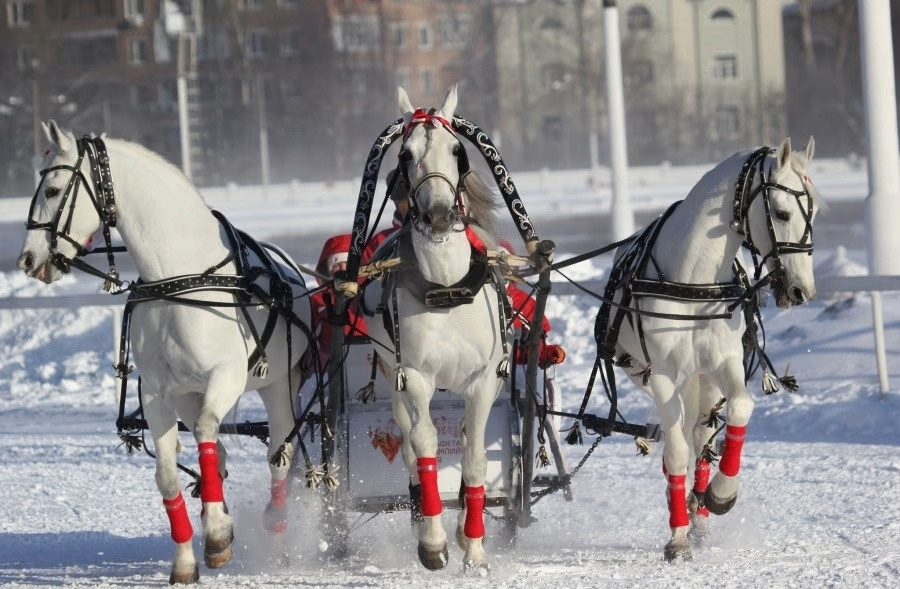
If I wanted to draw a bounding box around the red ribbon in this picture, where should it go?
[403,108,453,139]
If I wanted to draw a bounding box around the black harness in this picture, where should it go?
[26,135,126,290]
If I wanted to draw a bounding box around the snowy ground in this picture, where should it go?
[1,162,899,587]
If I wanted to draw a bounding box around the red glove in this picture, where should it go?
[539,344,566,368]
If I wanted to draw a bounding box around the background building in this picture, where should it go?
[0,0,890,197]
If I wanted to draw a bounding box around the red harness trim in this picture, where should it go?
[403,108,453,139]
[465,225,487,255]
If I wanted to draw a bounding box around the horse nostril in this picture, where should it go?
[422,212,433,225]
[790,286,806,303]
[18,252,34,272]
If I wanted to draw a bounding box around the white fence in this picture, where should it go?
[1,275,898,395]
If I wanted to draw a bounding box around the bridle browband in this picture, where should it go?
[731,146,815,283]
[26,135,124,290]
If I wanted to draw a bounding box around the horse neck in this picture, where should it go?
[411,229,472,286]
[653,163,745,284]
[106,142,231,281]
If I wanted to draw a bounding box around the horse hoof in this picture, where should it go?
[417,542,449,570]
[463,560,490,575]
[664,541,693,562]
[704,489,737,515]
[204,530,234,569]
[688,518,711,545]
[169,563,199,585]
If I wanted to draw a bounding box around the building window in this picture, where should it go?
[395,67,410,90]
[124,0,144,21]
[626,5,652,33]
[539,17,565,32]
[7,0,33,27]
[542,63,570,91]
[158,79,177,112]
[419,68,435,94]
[626,59,654,88]
[543,116,564,142]
[239,0,264,9]
[280,29,301,57]
[392,23,407,49]
[712,54,738,79]
[128,38,147,65]
[715,105,740,137]
[130,84,155,108]
[335,15,380,52]
[16,46,38,70]
[711,8,735,21]
[417,23,433,50]
[246,30,269,59]
[438,16,472,49]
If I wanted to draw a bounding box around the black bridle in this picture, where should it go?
[26,135,124,290]
[397,108,471,235]
[731,146,815,284]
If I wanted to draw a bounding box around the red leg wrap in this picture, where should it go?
[667,474,689,528]
[417,457,442,516]
[163,492,193,544]
[719,424,747,477]
[198,441,224,503]
[463,485,486,539]
[270,477,287,509]
[693,458,711,494]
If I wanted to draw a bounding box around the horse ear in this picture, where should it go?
[439,83,459,120]
[805,136,815,163]
[42,120,75,154]
[776,137,792,168]
[398,86,414,120]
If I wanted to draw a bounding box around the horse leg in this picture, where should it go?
[194,366,245,570]
[143,391,199,584]
[402,370,447,570]
[705,356,754,515]
[649,373,692,562]
[687,376,715,543]
[258,369,298,565]
[390,386,422,526]
[456,384,496,571]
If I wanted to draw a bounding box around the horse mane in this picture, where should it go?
[461,169,500,243]
[111,139,209,204]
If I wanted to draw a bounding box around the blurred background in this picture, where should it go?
[0,0,887,197]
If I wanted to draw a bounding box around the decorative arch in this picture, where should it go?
[711,7,736,21]
[627,5,653,33]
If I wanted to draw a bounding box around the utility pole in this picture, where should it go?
[603,0,634,241]
[256,74,270,197]
[858,0,900,396]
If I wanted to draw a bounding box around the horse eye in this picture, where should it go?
[45,187,60,199]
[399,150,413,162]
[452,144,461,156]
[774,210,791,222]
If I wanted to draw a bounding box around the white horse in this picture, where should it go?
[598,138,819,561]
[360,85,507,571]
[17,122,311,583]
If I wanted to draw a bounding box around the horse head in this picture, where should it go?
[396,84,467,238]
[742,137,819,308]
[17,120,108,284]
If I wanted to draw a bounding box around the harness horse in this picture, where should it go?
[324,85,558,571]
[17,122,314,584]
[594,138,819,560]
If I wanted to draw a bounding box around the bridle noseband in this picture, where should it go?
[26,135,123,289]
[731,146,815,283]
